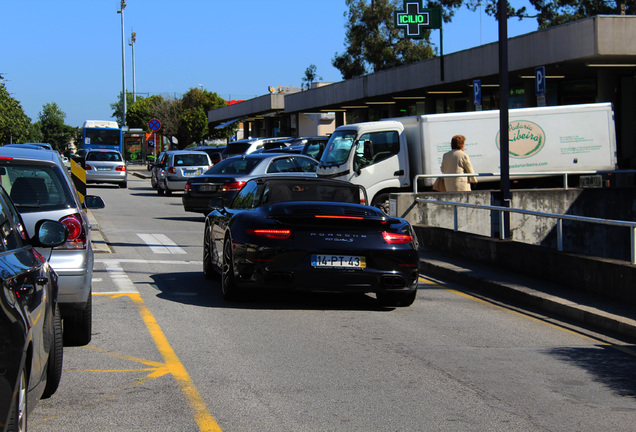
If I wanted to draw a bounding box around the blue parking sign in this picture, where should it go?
[535,66,546,96]
[473,80,481,105]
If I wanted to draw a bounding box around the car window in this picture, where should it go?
[173,154,209,166]
[86,151,122,162]
[293,157,318,173]
[0,188,27,251]
[266,157,297,173]
[230,180,259,210]
[263,180,359,204]
[205,158,262,175]
[0,163,75,213]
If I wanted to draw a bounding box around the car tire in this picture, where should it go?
[151,174,157,189]
[119,180,127,189]
[63,293,92,346]
[203,222,219,280]
[7,367,28,432]
[221,237,240,301]
[164,187,172,196]
[377,290,416,307]
[42,304,63,399]
[157,185,165,195]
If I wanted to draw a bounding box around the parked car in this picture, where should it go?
[182,153,319,214]
[298,136,329,160]
[202,176,419,306]
[221,137,292,159]
[150,151,166,189]
[156,150,212,196]
[84,149,127,188]
[0,146,105,346]
[0,188,69,431]
[189,146,225,165]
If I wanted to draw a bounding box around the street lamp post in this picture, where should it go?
[117,1,127,126]
[130,30,137,103]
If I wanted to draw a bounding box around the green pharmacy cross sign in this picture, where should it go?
[395,1,442,39]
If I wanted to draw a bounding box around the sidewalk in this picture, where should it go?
[419,246,636,340]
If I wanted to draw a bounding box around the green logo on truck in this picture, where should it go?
[496,120,546,158]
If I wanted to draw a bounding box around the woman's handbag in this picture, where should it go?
[432,177,446,192]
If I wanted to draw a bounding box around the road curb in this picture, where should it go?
[419,254,636,340]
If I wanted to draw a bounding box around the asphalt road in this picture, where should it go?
[29,173,636,432]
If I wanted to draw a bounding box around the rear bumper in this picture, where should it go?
[233,248,419,294]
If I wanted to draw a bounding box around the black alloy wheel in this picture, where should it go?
[221,238,240,301]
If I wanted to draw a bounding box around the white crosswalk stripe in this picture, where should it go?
[137,233,187,254]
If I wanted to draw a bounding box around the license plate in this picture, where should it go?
[199,184,216,192]
[97,167,111,171]
[311,255,366,269]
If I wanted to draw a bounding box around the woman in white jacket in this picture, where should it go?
[441,135,477,191]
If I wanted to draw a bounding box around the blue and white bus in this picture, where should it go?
[82,120,123,153]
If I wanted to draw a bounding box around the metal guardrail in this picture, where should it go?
[414,169,636,191]
[416,197,636,264]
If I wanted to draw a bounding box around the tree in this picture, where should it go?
[526,0,634,28]
[0,80,32,144]
[332,0,438,79]
[110,92,136,126]
[179,87,230,144]
[454,0,634,29]
[38,102,74,151]
[302,64,322,90]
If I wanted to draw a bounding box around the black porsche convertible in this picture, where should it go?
[202,176,419,307]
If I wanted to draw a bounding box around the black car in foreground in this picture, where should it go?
[0,186,68,432]
[202,177,419,307]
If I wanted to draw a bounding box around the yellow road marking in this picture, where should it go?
[107,292,223,432]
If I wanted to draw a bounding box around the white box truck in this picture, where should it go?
[316,103,617,206]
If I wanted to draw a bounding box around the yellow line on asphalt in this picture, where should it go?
[120,292,223,432]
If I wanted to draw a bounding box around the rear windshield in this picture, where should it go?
[261,180,360,204]
[173,153,209,166]
[205,157,262,175]
[0,163,75,213]
[223,143,251,156]
[86,151,122,162]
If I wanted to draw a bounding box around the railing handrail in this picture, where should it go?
[413,169,636,191]
[415,197,636,264]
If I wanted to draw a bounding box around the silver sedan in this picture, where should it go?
[84,150,128,188]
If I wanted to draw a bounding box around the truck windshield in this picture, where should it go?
[320,130,357,166]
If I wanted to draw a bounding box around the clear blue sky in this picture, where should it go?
[1,0,538,128]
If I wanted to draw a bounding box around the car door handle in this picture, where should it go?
[36,277,48,286]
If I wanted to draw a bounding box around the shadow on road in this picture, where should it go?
[149,270,397,312]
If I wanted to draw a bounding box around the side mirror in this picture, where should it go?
[84,195,105,210]
[32,220,68,248]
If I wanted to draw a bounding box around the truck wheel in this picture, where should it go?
[63,294,92,346]
[42,304,63,398]
[372,193,391,214]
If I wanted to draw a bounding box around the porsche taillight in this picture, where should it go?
[382,232,414,244]
[59,213,86,249]
[246,229,291,239]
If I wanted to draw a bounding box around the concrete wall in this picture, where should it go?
[414,225,636,305]
[394,188,636,262]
